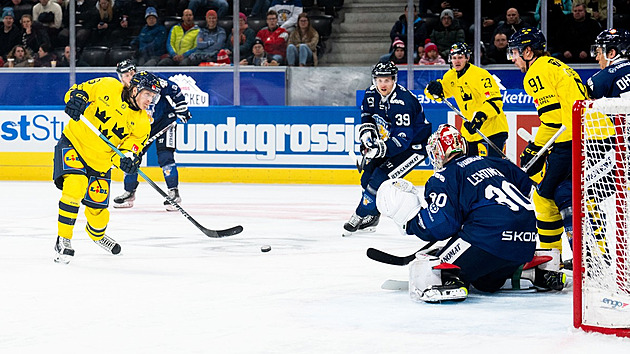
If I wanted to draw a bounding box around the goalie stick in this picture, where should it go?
[367,241,437,266]
[78,114,243,238]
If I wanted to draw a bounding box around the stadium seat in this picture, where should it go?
[247,18,266,34]
[81,46,109,67]
[108,46,136,66]
[310,14,333,40]
[163,16,181,31]
[218,17,233,32]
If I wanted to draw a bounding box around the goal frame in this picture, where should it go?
[572,99,630,337]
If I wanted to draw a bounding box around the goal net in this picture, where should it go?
[573,99,630,337]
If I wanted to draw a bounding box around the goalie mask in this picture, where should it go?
[591,28,630,62]
[427,124,467,170]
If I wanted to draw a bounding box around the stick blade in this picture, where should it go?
[366,248,414,266]
[202,225,244,238]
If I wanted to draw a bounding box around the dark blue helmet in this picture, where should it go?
[591,28,630,58]
[116,59,136,74]
[449,42,471,59]
[372,61,398,86]
[129,71,162,95]
[508,27,546,59]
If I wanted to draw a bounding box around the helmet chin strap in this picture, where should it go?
[127,87,141,111]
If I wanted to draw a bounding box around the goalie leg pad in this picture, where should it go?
[409,254,468,303]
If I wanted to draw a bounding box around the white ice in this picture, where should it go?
[1,181,629,353]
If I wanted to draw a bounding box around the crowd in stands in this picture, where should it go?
[384,0,630,66]
[0,0,330,67]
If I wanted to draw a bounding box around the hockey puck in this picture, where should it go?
[261,245,271,253]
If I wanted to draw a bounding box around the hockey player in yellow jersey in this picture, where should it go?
[508,27,589,254]
[52,71,162,263]
[425,42,509,157]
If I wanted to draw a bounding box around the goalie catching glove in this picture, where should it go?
[65,89,89,121]
[463,111,487,135]
[520,142,546,176]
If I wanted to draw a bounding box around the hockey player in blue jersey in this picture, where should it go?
[376,124,566,302]
[343,61,432,236]
[112,60,192,210]
[587,28,630,98]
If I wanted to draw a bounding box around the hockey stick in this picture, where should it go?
[442,99,509,160]
[142,121,177,153]
[521,125,566,173]
[348,149,368,173]
[367,241,437,266]
[78,114,243,238]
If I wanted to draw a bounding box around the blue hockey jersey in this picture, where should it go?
[587,58,630,98]
[147,75,190,135]
[360,84,432,156]
[407,155,537,264]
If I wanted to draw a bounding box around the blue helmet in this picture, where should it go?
[449,42,471,59]
[116,59,136,74]
[129,71,162,95]
[372,61,398,86]
[508,27,546,59]
[591,28,630,58]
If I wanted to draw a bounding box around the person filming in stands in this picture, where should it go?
[53,71,161,264]
[343,61,432,237]
[112,60,192,211]
[508,27,589,259]
[375,125,567,303]
[425,42,509,157]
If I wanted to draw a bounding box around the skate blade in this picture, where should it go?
[165,204,179,212]
[113,202,133,209]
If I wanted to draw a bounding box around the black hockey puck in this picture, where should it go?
[261,245,271,252]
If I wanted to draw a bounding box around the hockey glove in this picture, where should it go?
[177,110,192,123]
[520,142,545,176]
[119,153,141,174]
[365,139,386,159]
[65,89,89,121]
[463,111,488,135]
[425,81,444,100]
[359,122,378,148]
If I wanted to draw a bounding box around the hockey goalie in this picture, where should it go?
[376,124,567,303]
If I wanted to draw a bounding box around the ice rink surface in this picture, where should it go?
[1,180,630,353]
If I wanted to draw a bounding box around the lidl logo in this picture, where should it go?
[63,148,84,169]
[87,179,109,203]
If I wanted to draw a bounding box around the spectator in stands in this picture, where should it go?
[188,0,228,19]
[20,14,49,54]
[286,12,318,66]
[7,0,33,21]
[493,8,529,40]
[240,37,279,65]
[574,0,608,26]
[90,0,118,46]
[553,3,601,63]
[131,6,166,65]
[534,0,571,28]
[430,9,465,60]
[34,41,55,66]
[485,31,511,64]
[1,7,21,61]
[379,38,407,65]
[414,44,424,64]
[250,0,271,19]
[224,12,256,60]
[3,43,31,66]
[117,0,154,44]
[58,0,96,48]
[57,45,89,66]
[257,9,288,64]
[183,9,225,65]
[418,39,446,65]
[390,4,428,55]
[158,8,199,65]
[32,0,63,41]
[269,0,302,32]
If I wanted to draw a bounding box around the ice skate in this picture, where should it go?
[420,277,468,303]
[164,188,181,211]
[358,214,379,232]
[54,236,74,264]
[342,213,362,236]
[113,190,135,208]
[343,213,380,237]
[94,234,121,255]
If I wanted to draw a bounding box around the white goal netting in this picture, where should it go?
[575,99,630,333]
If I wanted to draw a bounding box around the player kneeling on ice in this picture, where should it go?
[376,124,567,303]
[343,61,432,236]
[53,71,161,264]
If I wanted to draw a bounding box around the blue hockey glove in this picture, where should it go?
[520,142,545,176]
[177,111,192,123]
[359,122,378,149]
[463,111,488,135]
[65,89,89,121]
[119,153,141,174]
[426,81,443,99]
[365,139,386,159]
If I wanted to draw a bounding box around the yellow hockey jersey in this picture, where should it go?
[62,77,151,172]
[523,56,588,145]
[435,64,508,142]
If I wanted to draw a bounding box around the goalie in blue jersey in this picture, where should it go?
[376,124,567,302]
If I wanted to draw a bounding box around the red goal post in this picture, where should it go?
[572,99,630,337]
